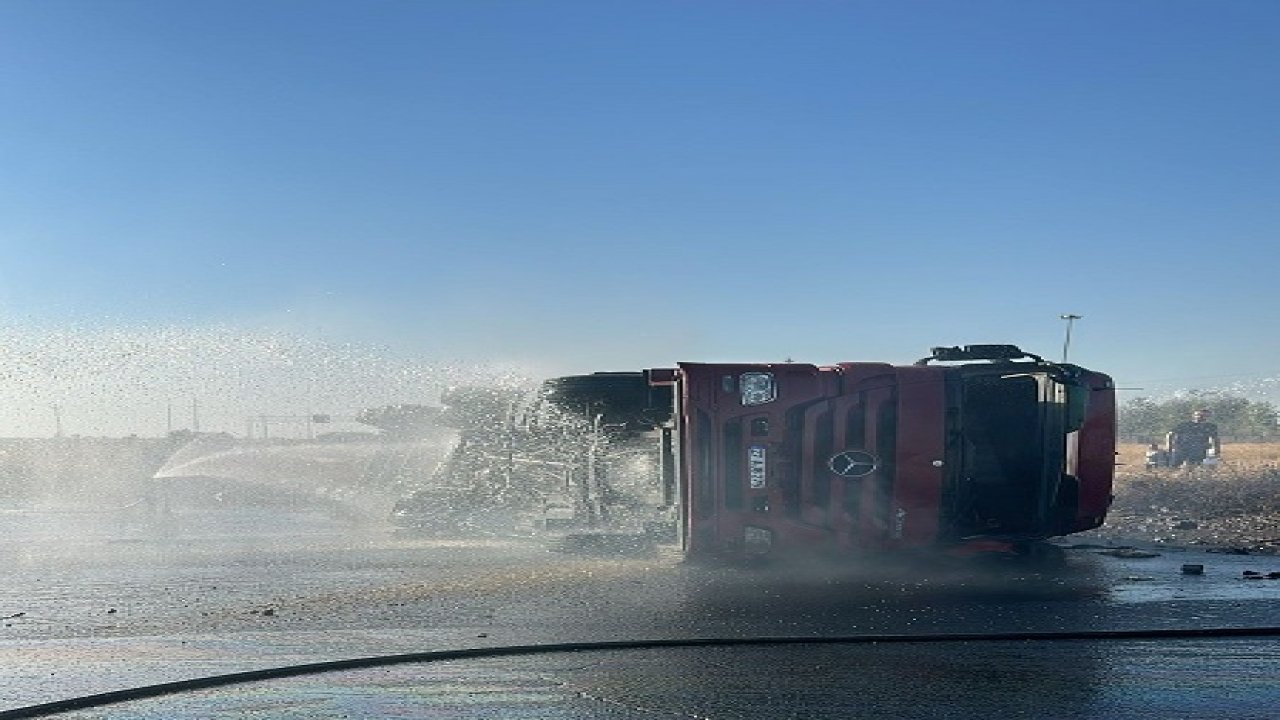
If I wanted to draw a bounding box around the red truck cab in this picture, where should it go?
[650,345,1115,560]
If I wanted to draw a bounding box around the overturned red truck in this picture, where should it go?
[398,344,1116,560]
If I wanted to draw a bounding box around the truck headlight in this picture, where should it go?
[740,372,776,406]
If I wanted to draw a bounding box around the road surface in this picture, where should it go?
[1,507,1278,718]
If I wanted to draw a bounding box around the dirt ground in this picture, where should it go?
[1073,443,1280,554]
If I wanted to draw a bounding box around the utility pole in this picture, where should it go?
[51,403,63,438]
[191,397,200,433]
[1060,314,1082,362]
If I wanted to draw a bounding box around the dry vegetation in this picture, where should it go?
[1115,442,1280,471]
[1076,443,1280,553]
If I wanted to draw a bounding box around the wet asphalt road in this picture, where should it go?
[2,508,1279,718]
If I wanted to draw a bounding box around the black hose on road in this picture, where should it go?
[4,626,1280,718]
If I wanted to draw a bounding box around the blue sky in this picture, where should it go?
[1,1,1278,434]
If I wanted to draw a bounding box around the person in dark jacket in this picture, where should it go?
[1166,409,1222,468]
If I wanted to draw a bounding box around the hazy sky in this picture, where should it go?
[1,1,1278,435]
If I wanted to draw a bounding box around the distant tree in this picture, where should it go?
[437,386,525,431]
[1118,391,1279,443]
[1117,397,1165,442]
[356,404,445,438]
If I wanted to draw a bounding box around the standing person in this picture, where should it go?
[1166,409,1222,468]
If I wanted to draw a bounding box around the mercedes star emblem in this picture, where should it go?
[828,450,878,478]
